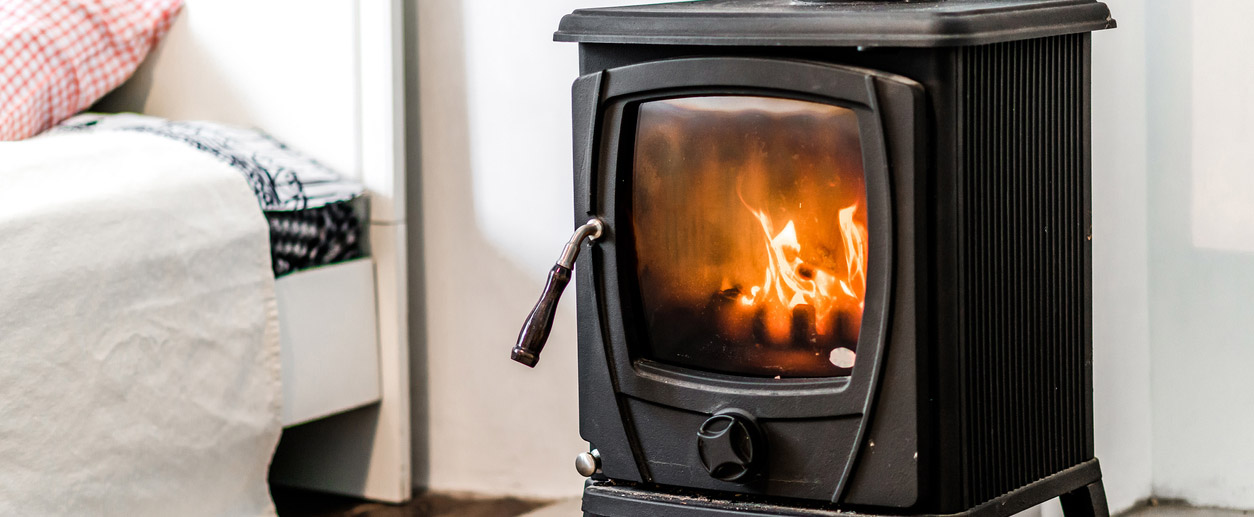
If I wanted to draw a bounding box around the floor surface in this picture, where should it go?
[1121,504,1254,516]
[273,487,1253,517]
[270,486,551,517]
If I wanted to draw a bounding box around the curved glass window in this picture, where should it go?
[632,96,868,378]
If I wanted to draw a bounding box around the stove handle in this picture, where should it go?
[511,218,604,367]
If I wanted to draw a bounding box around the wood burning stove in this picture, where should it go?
[512,1,1117,515]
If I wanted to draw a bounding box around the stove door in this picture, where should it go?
[573,57,923,505]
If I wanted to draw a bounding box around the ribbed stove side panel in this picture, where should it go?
[956,33,1091,508]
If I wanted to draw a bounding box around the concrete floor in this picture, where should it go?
[270,486,551,517]
[518,499,581,517]
[1120,505,1253,516]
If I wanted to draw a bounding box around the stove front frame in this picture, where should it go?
[571,55,929,505]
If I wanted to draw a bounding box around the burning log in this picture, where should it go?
[823,307,862,351]
[752,304,792,348]
[837,309,860,349]
[790,304,818,349]
[710,288,753,344]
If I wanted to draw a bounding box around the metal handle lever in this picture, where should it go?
[511,218,604,367]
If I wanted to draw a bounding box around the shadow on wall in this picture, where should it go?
[95,1,361,176]
[410,0,591,499]
[404,0,429,493]
[93,8,244,122]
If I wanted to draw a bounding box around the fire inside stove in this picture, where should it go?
[632,96,868,378]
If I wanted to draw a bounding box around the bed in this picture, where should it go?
[0,0,412,509]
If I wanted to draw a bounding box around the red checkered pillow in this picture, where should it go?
[0,0,183,141]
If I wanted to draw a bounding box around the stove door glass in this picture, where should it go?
[632,96,868,378]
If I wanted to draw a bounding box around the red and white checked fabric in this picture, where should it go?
[0,0,183,141]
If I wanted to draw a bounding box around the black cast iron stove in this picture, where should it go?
[511,1,1117,516]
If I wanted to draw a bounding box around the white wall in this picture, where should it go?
[1146,0,1254,508]
[98,0,360,179]
[413,0,620,499]
[1034,1,1254,510]
[1089,0,1155,512]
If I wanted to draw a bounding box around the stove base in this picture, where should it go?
[582,459,1106,517]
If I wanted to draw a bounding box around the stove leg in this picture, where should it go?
[1059,479,1109,517]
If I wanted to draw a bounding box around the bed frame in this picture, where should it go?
[96,0,411,502]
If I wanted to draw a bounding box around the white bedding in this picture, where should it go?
[0,131,281,515]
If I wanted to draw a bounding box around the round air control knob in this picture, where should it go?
[696,410,763,483]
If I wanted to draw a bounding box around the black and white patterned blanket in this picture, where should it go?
[54,113,363,211]
[53,114,366,276]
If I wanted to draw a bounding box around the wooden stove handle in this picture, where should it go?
[511,219,604,368]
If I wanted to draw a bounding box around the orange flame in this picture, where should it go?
[838,203,867,310]
[737,194,868,340]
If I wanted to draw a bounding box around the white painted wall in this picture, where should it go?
[98,0,360,179]
[1146,0,1254,508]
[413,0,620,499]
[1031,1,1254,511]
[1089,0,1155,512]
